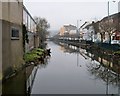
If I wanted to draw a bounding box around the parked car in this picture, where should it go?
[104,40,109,43]
[94,40,101,43]
[111,40,120,45]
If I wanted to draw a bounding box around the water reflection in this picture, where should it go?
[27,54,51,95]
[2,51,51,95]
[53,41,120,94]
[87,60,120,95]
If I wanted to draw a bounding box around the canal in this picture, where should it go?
[31,41,120,94]
[2,41,120,95]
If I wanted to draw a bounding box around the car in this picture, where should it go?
[111,40,120,45]
[104,40,109,43]
[94,39,101,43]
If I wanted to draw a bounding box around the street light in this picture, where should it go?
[107,1,116,44]
[106,2,116,94]
[108,1,116,17]
[77,20,82,39]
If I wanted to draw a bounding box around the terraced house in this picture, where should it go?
[0,0,39,80]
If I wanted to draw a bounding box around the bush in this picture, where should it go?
[24,48,44,63]
[114,51,120,55]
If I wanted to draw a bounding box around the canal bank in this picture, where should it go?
[1,41,120,95]
[53,39,120,57]
[31,41,120,94]
[2,46,51,95]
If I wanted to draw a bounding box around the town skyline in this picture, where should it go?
[24,1,118,31]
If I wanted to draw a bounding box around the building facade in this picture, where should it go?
[23,6,39,53]
[0,0,39,79]
[59,24,77,36]
[0,0,24,78]
[85,12,120,43]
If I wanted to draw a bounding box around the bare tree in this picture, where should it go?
[87,59,120,86]
[99,18,116,44]
[34,17,50,47]
[98,22,106,43]
[92,21,100,34]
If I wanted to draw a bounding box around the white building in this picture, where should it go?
[83,24,97,42]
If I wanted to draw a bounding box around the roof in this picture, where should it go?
[63,24,77,30]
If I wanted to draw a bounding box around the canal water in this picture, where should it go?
[31,41,120,94]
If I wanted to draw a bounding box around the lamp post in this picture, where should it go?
[108,1,116,44]
[108,1,110,17]
[106,2,117,94]
[76,20,82,41]
[76,20,81,67]
[108,1,116,17]
[106,2,110,94]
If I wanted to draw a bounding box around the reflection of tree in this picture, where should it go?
[87,60,120,87]
[53,41,79,54]
[27,55,51,95]
[38,55,51,69]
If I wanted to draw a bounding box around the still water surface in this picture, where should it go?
[31,41,119,94]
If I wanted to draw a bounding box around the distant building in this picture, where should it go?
[59,24,77,36]
[59,27,65,36]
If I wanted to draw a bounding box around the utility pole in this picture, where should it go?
[108,1,116,44]
[76,20,81,41]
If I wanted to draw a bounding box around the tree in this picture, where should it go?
[92,21,100,34]
[34,17,50,47]
[99,18,116,44]
[98,22,105,43]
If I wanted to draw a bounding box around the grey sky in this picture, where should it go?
[23,0,118,30]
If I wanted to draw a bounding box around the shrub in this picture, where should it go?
[114,51,120,55]
[24,48,44,63]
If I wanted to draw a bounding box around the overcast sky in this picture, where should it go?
[23,0,118,31]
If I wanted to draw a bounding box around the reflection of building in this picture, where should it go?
[86,47,120,75]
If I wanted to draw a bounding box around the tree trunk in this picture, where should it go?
[100,33,103,43]
[109,35,111,44]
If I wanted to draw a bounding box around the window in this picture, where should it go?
[11,28,19,40]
